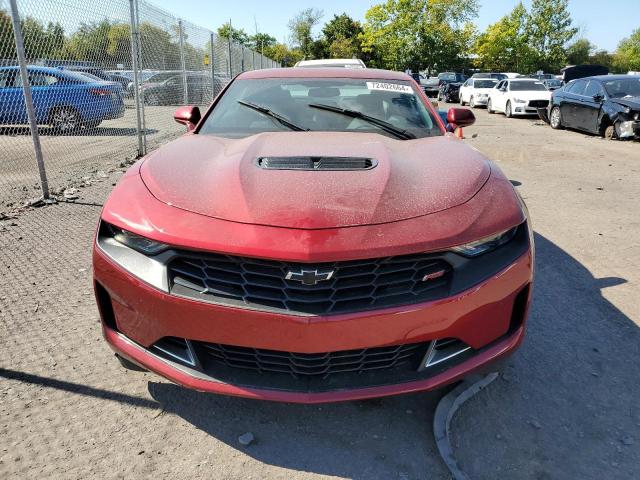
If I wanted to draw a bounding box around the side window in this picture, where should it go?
[584,81,604,98]
[15,72,58,88]
[467,80,473,88]
[567,80,587,96]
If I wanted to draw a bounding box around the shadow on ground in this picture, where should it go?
[452,233,639,480]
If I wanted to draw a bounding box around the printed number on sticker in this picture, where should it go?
[366,82,414,94]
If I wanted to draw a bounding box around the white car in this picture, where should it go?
[487,78,552,117]
[459,78,499,108]
[294,59,366,69]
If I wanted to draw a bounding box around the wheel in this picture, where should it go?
[469,96,475,108]
[460,94,465,106]
[604,124,617,140]
[505,101,513,118]
[487,99,495,114]
[437,92,442,102]
[145,93,160,106]
[50,106,81,133]
[549,106,563,129]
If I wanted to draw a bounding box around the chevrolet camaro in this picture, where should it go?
[93,67,534,403]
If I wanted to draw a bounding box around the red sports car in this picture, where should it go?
[93,67,534,403]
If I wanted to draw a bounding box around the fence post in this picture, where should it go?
[209,32,215,100]
[178,19,188,104]
[227,39,232,77]
[241,45,245,72]
[129,0,145,157]
[9,0,49,200]
[133,0,147,153]
[252,49,255,71]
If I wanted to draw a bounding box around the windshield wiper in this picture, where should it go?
[309,103,416,140]
[237,100,309,132]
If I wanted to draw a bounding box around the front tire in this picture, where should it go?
[487,99,495,114]
[505,101,513,118]
[469,96,476,108]
[550,106,563,129]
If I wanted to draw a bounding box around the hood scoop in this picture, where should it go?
[257,156,377,171]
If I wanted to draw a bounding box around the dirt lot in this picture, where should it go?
[0,104,639,479]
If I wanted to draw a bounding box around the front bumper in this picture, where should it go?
[94,242,533,403]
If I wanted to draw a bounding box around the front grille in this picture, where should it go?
[203,342,424,378]
[168,252,452,315]
[528,100,549,108]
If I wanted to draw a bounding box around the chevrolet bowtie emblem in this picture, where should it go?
[285,268,335,286]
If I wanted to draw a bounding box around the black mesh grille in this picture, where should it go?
[202,342,425,378]
[168,252,452,315]
[528,100,549,108]
[257,156,376,170]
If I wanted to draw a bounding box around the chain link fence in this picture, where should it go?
[0,0,279,210]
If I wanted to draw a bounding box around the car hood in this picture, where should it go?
[609,96,640,109]
[140,132,491,229]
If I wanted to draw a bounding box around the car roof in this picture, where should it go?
[239,67,411,81]
[587,74,638,81]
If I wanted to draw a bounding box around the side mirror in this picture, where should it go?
[447,107,475,128]
[173,105,201,131]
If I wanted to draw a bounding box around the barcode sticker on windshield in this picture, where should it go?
[366,82,414,94]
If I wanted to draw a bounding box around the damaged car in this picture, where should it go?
[548,75,640,140]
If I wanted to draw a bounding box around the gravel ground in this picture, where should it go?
[0,104,638,479]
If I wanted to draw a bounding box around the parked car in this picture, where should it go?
[459,77,498,107]
[502,72,521,79]
[0,65,124,131]
[294,58,366,69]
[437,72,467,84]
[487,78,551,117]
[548,75,640,140]
[560,65,609,83]
[94,67,534,403]
[471,72,507,81]
[527,73,556,81]
[141,72,213,105]
[542,78,563,91]
[422,76,441,97]
[61,65,131,91]
[438,82,462,103]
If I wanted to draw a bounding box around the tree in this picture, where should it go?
[263,42,302,66]
[589,49,614,71]
[614,28,640,72]
[217,22,249,45]
[248,32,276,52]
[526,0,577,72]
[473,3,534,72]
[566,38,593,65]
[288,8,323,59]
[321,13,364,59]
[361,0,479,72]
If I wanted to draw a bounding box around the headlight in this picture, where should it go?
[451,227,518,257]
[513,98,526,103]
[109,225,169,255]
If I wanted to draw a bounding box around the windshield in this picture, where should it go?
[603,78,640,98]
[511,81,547,91]
[199,78,442,140]
[474,80,497,89]
[438,73,456,81]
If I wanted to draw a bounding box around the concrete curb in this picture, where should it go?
[433,373,499,480]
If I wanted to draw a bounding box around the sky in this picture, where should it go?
[151,0,637,52]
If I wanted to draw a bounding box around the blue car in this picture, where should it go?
[0,66,125,132]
